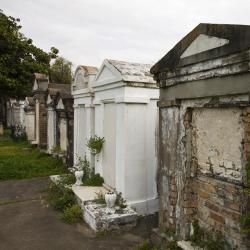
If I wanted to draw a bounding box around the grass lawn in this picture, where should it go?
[0,131,68,181]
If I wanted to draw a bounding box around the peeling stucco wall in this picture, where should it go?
[193,108,244,182]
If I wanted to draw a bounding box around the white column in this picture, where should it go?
[25,110,35,141]
[94,103,104,175]
[60,117,67,152]
[73,105,79,166]
[47,107,56,153]
[115,103,126,195]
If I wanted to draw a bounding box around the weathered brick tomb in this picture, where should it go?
[151,23,250,249]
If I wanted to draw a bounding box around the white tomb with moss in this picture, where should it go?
[72,60,159,215]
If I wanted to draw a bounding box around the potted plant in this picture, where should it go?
[86,135,105,155]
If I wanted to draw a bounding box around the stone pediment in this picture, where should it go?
[94,60,122,86]
[33,79,38,91]
[151,23,250,74]
[47,94,53,105]
[56,98,65,110]
[180,34,229,58]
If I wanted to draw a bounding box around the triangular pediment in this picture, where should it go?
[151,23,250,74]
[47,94,52,105]
[180,34,229,58]
[56,98,65,110]
[33,79,38,91]
[94,60,122,86]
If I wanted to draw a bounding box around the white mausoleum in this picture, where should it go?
[72,60,159,214]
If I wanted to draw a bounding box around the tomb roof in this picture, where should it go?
[107,59,155,84]
[151,23,250,75]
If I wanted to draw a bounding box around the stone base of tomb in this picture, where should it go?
[151,228,202,250]
[82,201,138,232]
[49,175,138,232]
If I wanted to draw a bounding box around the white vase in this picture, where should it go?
[74,170,83,186]
[105,192,117,208]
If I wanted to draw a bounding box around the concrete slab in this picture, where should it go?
[72,186,108,203]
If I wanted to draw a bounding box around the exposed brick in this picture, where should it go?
[198,190,209,199]
[204,201,220,212]
[184,208,195,215]
[210,212,225,224]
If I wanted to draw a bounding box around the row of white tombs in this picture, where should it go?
[8,59,159,215]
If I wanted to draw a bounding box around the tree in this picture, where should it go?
[49,57,72,84]
[0,9,58,98]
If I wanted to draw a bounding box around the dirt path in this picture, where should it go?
[0,177,153,250]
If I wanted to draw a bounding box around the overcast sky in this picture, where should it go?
[1,0,250,70]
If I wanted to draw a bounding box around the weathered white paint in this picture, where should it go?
[47,107,56,153]
[72,66,97,166]
[35,99,39,144]
[93,60,159,214]
[192,108,243,181]
[25,111,35,141]
[59,117,67,152]
[102,102,116,188]
[180,34,229,58]
[73,60,159,214]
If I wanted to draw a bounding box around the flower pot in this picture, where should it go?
[105,192,117,208]
[74,170,83,186]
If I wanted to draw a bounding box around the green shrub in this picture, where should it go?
[115,191,127,208]
[133,241,159,250]
[60,204,82,224]
[47,183,76,211]
[59,174,76,185]
[190,220,230,250]
[83,173,104,186]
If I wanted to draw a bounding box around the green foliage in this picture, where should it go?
[83,173,104,186]
[94,191,106,204]
[96,228,110,237]
[164,227,176,239]
[59,174,76,185]
[0,135,67,180]
[52,145,65,154]
[166,241,182,250]
[86,135,105,155]
[0,10,58,98]
[60,204,82,224]
[49,56,72,84]
[240,158,250,233]
[77,155,91,182]
[241,212,250,233]
[190,220,230,250]
[47,183,76,211]
[77,156,104,186]
[115,191,127,208]
[133,241,159,250]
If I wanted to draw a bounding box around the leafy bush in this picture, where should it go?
[77,155,92,182]
[60,204,82,224]
[133,241,159,250]
[76,156,104,186]
[59,174,76,185]
[47,183,76,211]
[115,191,127,208]
[83,173,104,186]
[86,135,105,155]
